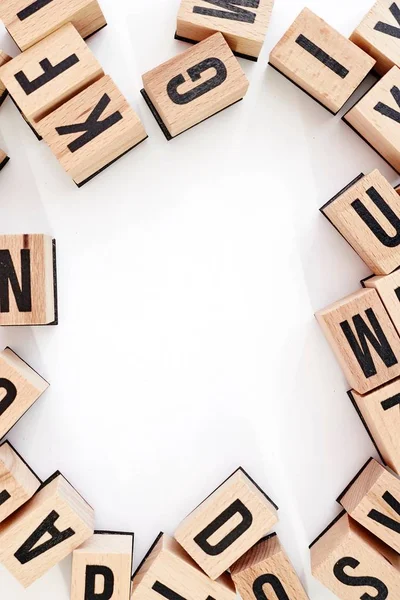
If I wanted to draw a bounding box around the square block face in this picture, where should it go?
[176,0,274,59]
[0,442,40,524]
[321,170,400,276]
[364,271,400,334]
[345,66,400,173]
[142,32,249,138]
[315,288,400,394]
[0,234,56,326]
[0,23,103,124]
[38,75,147,186]
[0,472,94,588]
[0,0,107,51]
[0,50,12,101]
[269,7,375,114]
[174,468,278,580]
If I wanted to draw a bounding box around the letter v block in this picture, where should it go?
[141,32,249,140]
[0,442,40,524]
[174,467,278,580]
[0,471,94,588]
[0,50,12,107]
[0,149,10,171]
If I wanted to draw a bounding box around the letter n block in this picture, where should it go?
[231,533,308,600]
[141,32,249,140]
[0,50,12,106]
[0,471,94,588]
[0,149,10,171]
[268,8,375,115]
[174,467,278,580]
[310,512,400,599]
[0,442,40,524]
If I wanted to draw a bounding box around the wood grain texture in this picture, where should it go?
[0,50,12,101]
[364,270,400,334]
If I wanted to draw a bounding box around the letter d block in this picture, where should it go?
[141,32,249,140]
[0,50,12,106]
[0,471,94,588]
[0,442,40,524]
[174,467,278,580]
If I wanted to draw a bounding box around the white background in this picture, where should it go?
[0,0,396,598]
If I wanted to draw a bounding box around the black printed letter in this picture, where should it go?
[0,489,11,507]
[352,187,400,247]
[375,3,400,39]
[17,0,53,21]
[375,86,400,123]
[295,34,349,78]
[15,55,79,95]
[333,557,388,599]
[85,565,114,600]
[253,574,290,600]
[153,581,215,600]
[0,378,17,417]
[167,58,227,105]
[0,249,32,313]
[14,510,75,564]
[369,491,400,534]
[193,0,259,24]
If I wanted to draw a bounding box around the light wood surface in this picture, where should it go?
[0,50,12,102]
[0,149,8,167]
[364,271,400,334]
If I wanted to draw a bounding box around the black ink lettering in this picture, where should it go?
[375,86,400,123]
[17,0,53,21]
[375,3,400,39]
[167,58,227,105]
[153,581,215,600]
[193,0,259,24]
[352,187,400,247]
[381,392,400,410]
[295,34,349,78]
[0,489,11,506]
[253,574,289,600]
[369,491,400,534]
[0,249,32,313]
[85,565,114,600]
[14,510,75,564]
[333,557,388,599]
[15,55,79,95]
[0,378,17,417]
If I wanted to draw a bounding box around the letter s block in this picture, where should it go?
[0,442,40,524]
[141,32,249,140]
[174,468,278,580]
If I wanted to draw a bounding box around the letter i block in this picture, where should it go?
[0,149,10,171]
[0,442,40,524]
[38,75,147,187]
[0,471,94,588]
[231,533,308,600]
[310,512,400,599]
[71,531,134,600]
[0,234,57,326]
[131,533,235,600]
[0,0,107,52]
[174,467,278,580]
[175,0,274,61]
[0,50,12,106]
[268,8,375,115]
[141,32,249,140]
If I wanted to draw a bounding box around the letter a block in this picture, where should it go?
[71,531,134,600]
[0,0,107,52]
[310,512,400,599]
[364,270,400,334]
[141,32,249,140]
[231,533,308,600]
[268,8,375,115]
[0,442,40,524]
[0,50,12,106]
[38,75,147,187]
[0,149,10,171]
[174,467,278,580]
[175,0,274,61]
[0,471,94,588]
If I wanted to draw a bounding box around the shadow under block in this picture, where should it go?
[268,7,376,115]
[142,32,249,139]
[315,287,400,394]
[0,234,57,325]
[176,0,274,60]
[231,533,308,600]
[38,75,147,186]
[364,270,400,334]
[0,23,104,125]
[131,533,235,600]
[174,467,278,580]
[310,512,400,599]
[0,50,12,105]
[0,441,40,524]
[339,458,400,554]
[0,471,94,588]
[71,531,134,600]
[0,0,107,52]
[0,149,10,171]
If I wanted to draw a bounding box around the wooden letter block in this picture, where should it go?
[364,270,400,334]
[268,8,375,115]
[0,0,107,52]
[0,471,94,587]
[38,75,147,187]
[131,533,235,600]
[339,458,400,554]
[0,23,103,125]
[71,531,134,600]
[231,533,308,600]
[0,442,40,524]
[310,512,400,599]
[0,149,10,171]
[175,0,274,61]
[321,170,400,275]
[141,32,249,140]
[174,467,278,580]
[0,234,57,325]
[0,50,12,106]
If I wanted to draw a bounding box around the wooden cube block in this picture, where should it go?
[0,441,40,524]
[351,1,400,76]
[0,149,10,171]
[363,270,400,334]
[231,533,308,600]
[310,512,400,599]
[175,0,274,61]
[0,50,12,106]
[174,467,278,580]
[321,170,400,276]
[141,32,249,140]
[0,23,103,126]
[315,288,400,394]
[0,0,107,52]
[0,471,94,588]
[339,458,400,554]
[131,533,235,600]
[38,75,147,187]
[71,531,134,600]
[0,234,57,325]
[268,8,375,115]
